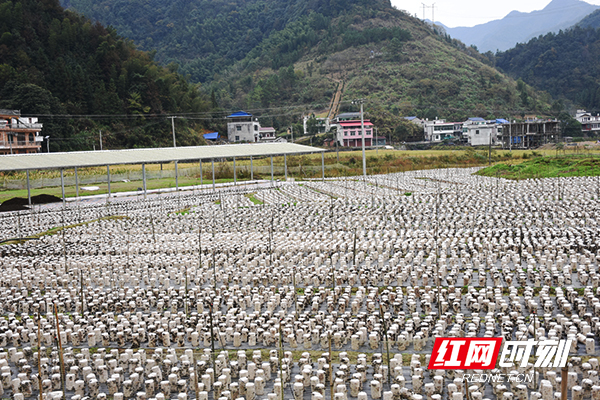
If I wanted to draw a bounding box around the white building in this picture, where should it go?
[462,117,500,146]
[575,109,600,134]
[258,127,277,141]
[226,111,261,142]
[423,119,463,142]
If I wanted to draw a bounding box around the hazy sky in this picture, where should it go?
[391,0,600,28]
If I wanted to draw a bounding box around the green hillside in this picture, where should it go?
[207,11,553,141]
[0,0,213,151]
[59,0,554,142]
[495,25,600,112]
[60,0,395,83]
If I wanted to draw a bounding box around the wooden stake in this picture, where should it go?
[329,332,334,400]
[37,313,43,400]
[561,365,568,400]
[278,317,285,400]
[54,303,66,400]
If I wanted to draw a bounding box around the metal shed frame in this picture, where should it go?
[0,143,325,205]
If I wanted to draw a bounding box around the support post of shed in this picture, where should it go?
[175,161,179,192]
[26,170,31,206]
[270,155,274,184]
[74,167,79,199]
[142,163,147,199]
[212,159,215,191]
[107,165,111,201]
[321,152,325,182]
[200,160,203,187]
[284,154,287,181]
[250,156,253,181]
[61,169,65,206]
[233,157,237,185]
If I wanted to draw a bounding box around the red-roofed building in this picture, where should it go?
[337,120,375,147]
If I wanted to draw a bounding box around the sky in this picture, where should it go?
[391,0,600,28]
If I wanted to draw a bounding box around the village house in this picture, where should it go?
[258,127,277,141]
[461,117,501,146]
[335,119,375,147]
[575,110,600,134]
[0,109,44,155]
[423,119,463,142]
[226,111,261,142]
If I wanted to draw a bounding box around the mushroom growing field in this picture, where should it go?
[0,167,599,400]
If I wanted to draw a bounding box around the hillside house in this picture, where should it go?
[334,119,375,147]
[0,109,43,155]
[461,117,500,146]
[575,110,600,134]
[423,119,463,142]
[259,127,277,141]
[336,112,361,122]
[404,116,425,126]
[226,111,261,142]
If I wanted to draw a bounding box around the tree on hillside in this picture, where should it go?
[559,112,582,137]
[386,37,404,62]
[306,114,319,136]
[393,121,423,143]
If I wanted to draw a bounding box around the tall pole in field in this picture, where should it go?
[171,116,177,147]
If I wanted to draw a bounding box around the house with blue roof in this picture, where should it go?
[226,111,261,142]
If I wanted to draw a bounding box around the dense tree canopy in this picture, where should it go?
[60,0,397,83]
[496,26,600,111]
[0,0,212,151]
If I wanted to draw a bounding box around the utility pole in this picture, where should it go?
[352,99,367,178]
[488,128,492,166]
[171,116,177,147]
[99,130,103,151]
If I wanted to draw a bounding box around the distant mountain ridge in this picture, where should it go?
[443,0,599,53]
[577,7,600,28]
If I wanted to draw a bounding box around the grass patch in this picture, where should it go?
[245,193,264,205]
[0,177,244,204]
[477,156,600,179]
[1,215,127,245]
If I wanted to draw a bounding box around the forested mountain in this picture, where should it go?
[58,0,555,143]
[0,0,213,151]
[59,0,397,83]
[443,0,598,53]
[495,25,600,111]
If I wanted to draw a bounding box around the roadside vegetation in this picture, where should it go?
[477,156,600,179]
